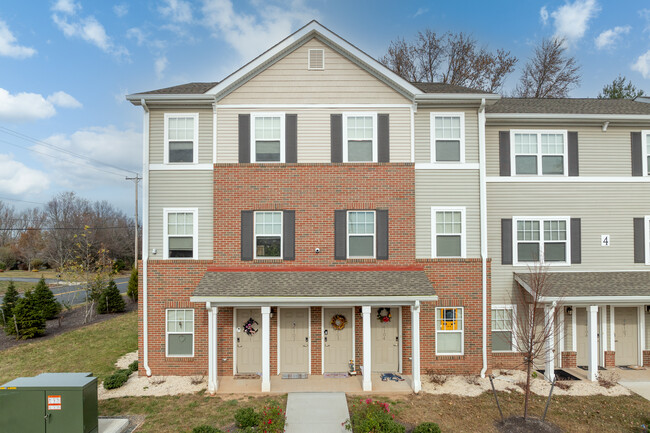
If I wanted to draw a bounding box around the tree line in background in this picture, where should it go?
[380,29,645,98]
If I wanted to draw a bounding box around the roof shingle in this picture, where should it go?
[488,98,650,115]
[138,82,218,95]
[515,271,650,298]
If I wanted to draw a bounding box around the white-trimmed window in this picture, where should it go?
[513,217,570,265]
[436,307,463,355]
[251,113,285,163]
[492,305,516,352]
[511,130,567,176]
[163,208,198,259]
[643,131,650,176]
[347,210,375,258]
[166,309,194,357]
[431,112,465,163]
[431,207,466,258]
[645,215,650,266]
[164,113,199,164]
[308,48,325,70]
[343,113,377,162]
[254,211,283,259]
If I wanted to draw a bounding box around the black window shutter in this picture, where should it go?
[334,210,347,260]
[331,114,343,163]
[285,114,297,163]
[570,218,581,264]
[632,132,643,176]
[499,131,511,176]
[634,217,645,263]
[241,211,254,261]
[283,210,295,260]
[376,209,389,260]
[501,219,513,264]
[238,114,250,163]
[568,132,579,176]
[377,114,390,163]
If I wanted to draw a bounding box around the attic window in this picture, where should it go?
[308,49,324,70]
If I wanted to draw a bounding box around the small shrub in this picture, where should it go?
[2,281,19,327]
[498,369,513,376]
[531,371,538,379]
[192,426,223,433]
[151,376,167,385]
[7,290,46,339]
[190,375,205,385]
[598,371,620,389]
[344,399,404,433]
[33,277,61,320]
[555,381,571,391]
[96,279,126,314]
[113,259,127,273]
[30,259,44,270]
[465,375,481,386]
[515,381,527,391]
[413,422,442,433]
[103,369,132,390]
[235,407,260,429]
[258,402,285,433]
[426,369,447,386]
[127,268,138,303]
[0,261,6,271]
[128,360,139,372]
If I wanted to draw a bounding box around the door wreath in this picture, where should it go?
[330,314,347,330]
[377,307,392,323]
[243,317,259,336]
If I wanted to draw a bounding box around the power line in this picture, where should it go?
[0,196,46,205]
[0,226,133,231]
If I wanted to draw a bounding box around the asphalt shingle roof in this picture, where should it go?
[193,270,435,298]
[515,271,650,298]
[138,82,218,95]
[411,82,492,94]
[488,98,650,115]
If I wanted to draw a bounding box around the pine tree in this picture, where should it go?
[127,267,138,303]
[97,279,126,314]
[2,280,19,328]
[8,290,46,339]
[33,277,61,320]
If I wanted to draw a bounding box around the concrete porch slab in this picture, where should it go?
[98,418,129,433]
[285,392,349,433]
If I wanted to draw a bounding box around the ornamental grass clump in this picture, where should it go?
[344,398,405,433]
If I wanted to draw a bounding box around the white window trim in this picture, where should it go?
[491,304,517,353]
[342,112,378,163]
[510,129,568,177]
[164,113,199,165]
[435,306,464,356]
[642,131,650,176]
[346,210,376,259]
[308,48,325,70]
[165,308,195,357]
[645,215,650,266]
[250,112,286,163]
[163,208,199,260]
[512,216,571,267]
[430,112,466,163]
[430,206,466,258]
[254,211,283,260]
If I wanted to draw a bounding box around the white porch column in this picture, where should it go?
[411,301,421,393]
[587,305,599,381]
[207,304,215,394]
[211,306,218,392]
[544,305,555,382]
[261,306,271,392]
[600,306,607,366]
[362,306,372,391]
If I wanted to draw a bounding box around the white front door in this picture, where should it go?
[323,308,353,373]
[279,308,309,373]
[236,308,262,374]
[371,307,399,372]
[615,307,638,366]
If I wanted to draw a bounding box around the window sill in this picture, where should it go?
[253,259,284,263]
[345,258,377,263]
[415,163,478,170]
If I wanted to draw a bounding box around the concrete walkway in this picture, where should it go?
[619,381,650,400]
[285,392,349,433]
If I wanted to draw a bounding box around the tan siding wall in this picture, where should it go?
[415,171,480,258]
[216,107,412,163]
[564,310,573,351]
[219,38,410,105]
[486,123,636,177]
[415,108,479,163]
[149,107,213,164]
[488,182,650,303]
[149,171,213,260]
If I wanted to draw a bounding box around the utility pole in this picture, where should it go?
[126,175,142,267]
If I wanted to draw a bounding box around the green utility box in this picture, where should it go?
[0,372,98,433]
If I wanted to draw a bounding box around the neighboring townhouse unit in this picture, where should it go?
[127,21,650,393]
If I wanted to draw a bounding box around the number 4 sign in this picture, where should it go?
[601,235,610,247]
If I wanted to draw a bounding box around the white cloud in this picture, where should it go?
[47,91,82,108]
[0,88,56,121]
[595,25,631,49]
[413,8,428,18]
[540,6,549,25]
[113,4,129,17]
[51,0,80,15]
[641,9,650,33]
[159,0,193,23]
[550,0,600,47]
[0,154,50,195]
[0,19,36,58]
[126,27,167,51]
[155,56,168,79]
[632,50,650,79]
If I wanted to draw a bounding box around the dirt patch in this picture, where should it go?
[98,375,207,400]
[115,350,138,370]
[496,416,562,433]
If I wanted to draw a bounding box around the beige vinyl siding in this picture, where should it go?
[646,310,650,349]
[415,108,479,163]
[486,124,637,177]
[149,171,213,260]
[216,107,412,163]
[219,38,410,105]
[564,310,573,351]
[415,171,480,258]
[488,182,650,303]
[149,107,213,164]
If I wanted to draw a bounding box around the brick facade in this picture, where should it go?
[644,350,650,367]
[604,350,616,368]
[561,351,577,369]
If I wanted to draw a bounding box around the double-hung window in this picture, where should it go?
[431,113,465,162]
[164,208,198,259]
[347,210,375,258]
[514,217,570,265]
[492,306,515,352]
[251,113,285,162]
[436,307,463,355]
[643,131,650,175]
[343,114,377,162]
[164,113,199,164]
[431,207,466,258]
[511,130,567,175]
[254,211,282,259]
[166,309,194,357]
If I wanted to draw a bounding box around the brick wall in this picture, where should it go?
[604,350,616,368]
[561,351,577,368]
[644,350,650,367]
[492,352,525,370]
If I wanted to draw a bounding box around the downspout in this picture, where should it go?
[478,98,488,378]
[141,98,152,376]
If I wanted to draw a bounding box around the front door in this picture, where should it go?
[236,308,262,374]
[615,307,638,366]
[323,308,353,373]
[371,307,399,372]
[279,308,309,373]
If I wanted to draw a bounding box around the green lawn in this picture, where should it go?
[0,280,35,295]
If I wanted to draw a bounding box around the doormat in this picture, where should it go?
[234,374,260,380]
[577,366,606,371]
[380,373,404,382]
[618,365,646,371]
[281,373,308,379]
[323,373,349,379]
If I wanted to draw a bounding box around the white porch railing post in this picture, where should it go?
[587,305,599,382]
[411,301,421,393]
[362,306,372,391]
[261,306,271,392]
[212,306,218,392]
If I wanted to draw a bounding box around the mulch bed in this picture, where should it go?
[0,300,137,351]
[496,416,562,433]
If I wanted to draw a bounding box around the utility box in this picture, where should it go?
[0,372,98,433]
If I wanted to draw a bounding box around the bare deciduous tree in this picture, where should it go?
[379,37,420,82]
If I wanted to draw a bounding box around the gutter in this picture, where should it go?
[485,113,650,121]
[415,93,500,102]
[141,99,152,377]
[478,98,488,378]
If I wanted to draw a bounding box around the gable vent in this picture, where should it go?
[308,49,324,70]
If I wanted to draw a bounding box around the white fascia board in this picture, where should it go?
[486,113,650,121]
[541,296,650,305]
[127,94,215,105]
[189,295,438,306]
[415,93,500,102]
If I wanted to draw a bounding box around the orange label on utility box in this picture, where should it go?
[48,395,62,410]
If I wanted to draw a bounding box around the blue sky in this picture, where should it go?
[0,0,649,216]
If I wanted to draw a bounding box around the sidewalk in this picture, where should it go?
[285,392,349,433]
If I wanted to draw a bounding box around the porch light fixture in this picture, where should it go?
[565,306,572,316]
